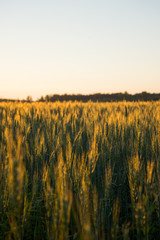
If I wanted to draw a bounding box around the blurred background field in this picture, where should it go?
[0,101,160,240]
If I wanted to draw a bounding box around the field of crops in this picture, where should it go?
[0,101,160,240]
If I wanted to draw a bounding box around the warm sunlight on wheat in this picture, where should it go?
[0,101,160,239]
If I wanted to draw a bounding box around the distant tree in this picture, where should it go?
[142,91,148,95]
[26,96,33,102]
[45,95,50,102]
[39,96,44,102]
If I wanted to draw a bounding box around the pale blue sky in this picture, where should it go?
[0,0,160,100]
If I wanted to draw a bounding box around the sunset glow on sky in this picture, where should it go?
[0,0,160,100]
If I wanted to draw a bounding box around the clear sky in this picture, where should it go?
[0,0,160,100]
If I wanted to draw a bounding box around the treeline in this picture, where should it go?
[1,92,160,102]
[38,92,160,102]
[0,96,32,103]
[0,99,28,103]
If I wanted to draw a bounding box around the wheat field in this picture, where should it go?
[0,101,160,240]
